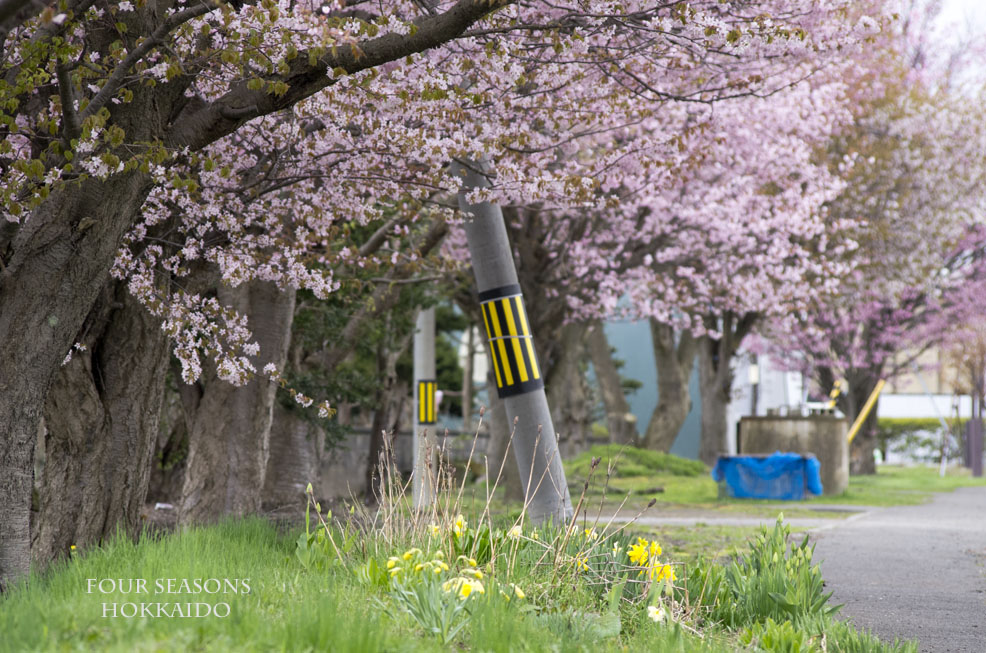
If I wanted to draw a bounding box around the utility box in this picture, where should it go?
[738,415,849,496]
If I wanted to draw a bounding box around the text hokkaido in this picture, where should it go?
[86,578,250,618]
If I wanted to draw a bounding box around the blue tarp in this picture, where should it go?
[712,452,823,500]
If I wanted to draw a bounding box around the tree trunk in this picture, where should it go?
[262,403,325,510]
[0,171,155,589]
[697,336,733,466]
[33,281,170,565]
[643,321,697,451]
[364,315,414,504]
[846,378,880,475]
[147,379,190,506]
[586,322,638,445]
[178,281,296,525]
[547,323,591,458]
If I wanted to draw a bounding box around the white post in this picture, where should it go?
[412,307,437,508]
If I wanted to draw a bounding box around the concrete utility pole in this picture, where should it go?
[453,159,574,524]
[412,307,437,508]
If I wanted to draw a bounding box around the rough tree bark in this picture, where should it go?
[33,281,170,565]
[546,323,591,458]
[643,321,697,452]
[696,312,758,466]
[697,339,730,466]
[586,322,638,445]
[0,171,156,590]
[262,403,325,510]
[178,281,296,525]
[147,379,190,506]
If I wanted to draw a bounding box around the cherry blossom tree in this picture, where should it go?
[764,32,986,473]
[0,0,876,585]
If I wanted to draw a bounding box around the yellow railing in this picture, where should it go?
[846,379,886,444]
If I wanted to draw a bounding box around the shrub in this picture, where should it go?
[566,445,707,480]
[681,516,838,628]
[823,619,919,653]
[740,618,820,652]
[876,418,966,463]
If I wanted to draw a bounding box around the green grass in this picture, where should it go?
[0,513,913,652]
[0,519,734,653]
[826,464,986,506]
[565,446,986,513]
[636,524,762,562]
[0,519,420,653]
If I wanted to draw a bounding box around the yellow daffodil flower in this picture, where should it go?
[507,525,522,540]
[453,515,467,538]
[386,557,399,569]
[627,542,648,566]
[442,577,484,599]
[584,527,598,541]
[647,563,676,583]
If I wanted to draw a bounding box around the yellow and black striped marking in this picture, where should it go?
[417,379,437,424]
[826,379,844,409]
[479,284,543,398]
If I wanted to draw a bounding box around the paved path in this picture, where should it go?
[812,487,986,652]
[603,513,857,530]
[597,504,869,531]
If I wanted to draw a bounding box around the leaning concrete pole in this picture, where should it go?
[412,306,438,508]
[453,160,574,524]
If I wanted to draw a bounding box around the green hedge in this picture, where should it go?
[876,417,968,461]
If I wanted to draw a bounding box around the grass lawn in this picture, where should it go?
[826,464,986,506]
[564,445,986,513]
[2,447,961,652]
[0,509,916,652]
[634,523,763,562]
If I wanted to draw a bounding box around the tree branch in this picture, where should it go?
[55,63,81,141]
[166,0,512,152]
[80,1,220,122]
